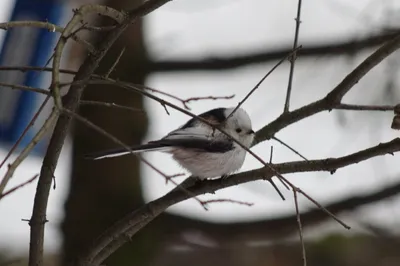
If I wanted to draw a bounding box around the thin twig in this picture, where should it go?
[294,186,349,228]
[283,0,303,113]
[0,82,50,95]
[272,136,308,161]
[81,23,117,32]
[0,109,58,195]
[293,188,307,266]
[63,108,207,209]
[104,47,126,78]
[79,100,143,113]
[201,199,254,207]
[182,94,235,110]
[0,20,94,51]
[127,84,234,110]
[42,54,55,74]
[63,109,164,178]
[227,46,302,120]
[0,65,77,75]
[269,146,274,163]
[0,96,51,170]
[64,22,88,39]
[0,174,38,200]
[164,173,186,184]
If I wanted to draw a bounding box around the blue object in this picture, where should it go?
[0,0,68,156]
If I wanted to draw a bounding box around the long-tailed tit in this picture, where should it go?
[86,107,255,179]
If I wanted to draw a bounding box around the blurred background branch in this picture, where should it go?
[146,30,400,72]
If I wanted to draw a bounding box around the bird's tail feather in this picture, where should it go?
[84,142,169,160]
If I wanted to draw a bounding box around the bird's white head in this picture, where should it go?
[223,107,255,148]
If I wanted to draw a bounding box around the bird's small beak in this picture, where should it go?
[248,129,255,134]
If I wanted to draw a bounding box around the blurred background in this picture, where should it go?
[0,0,400,265]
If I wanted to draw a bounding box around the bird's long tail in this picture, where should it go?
[85,138,234,160]
[84,142,169,160]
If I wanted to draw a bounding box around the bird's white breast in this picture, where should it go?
[171,145,246,179]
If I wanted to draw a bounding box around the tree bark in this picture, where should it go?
[61,0,158,265]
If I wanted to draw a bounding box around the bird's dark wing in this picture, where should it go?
[154,138,234,153]
[180,107,226,129]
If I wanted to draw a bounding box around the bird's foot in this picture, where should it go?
[221,174,229,180]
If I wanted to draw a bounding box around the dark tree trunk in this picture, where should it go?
[61,1,159,265]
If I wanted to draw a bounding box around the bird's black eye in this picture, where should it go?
[236,128,242,133]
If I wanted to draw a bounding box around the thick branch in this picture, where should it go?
[78,138,400,265]
[159,173,400,243]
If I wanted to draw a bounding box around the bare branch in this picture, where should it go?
[201,199,254,207]
[164,173,186,184]
[0,65,77,75]
[272,136,308,161]
[0,109,58,196]
[0,20,94,51]
[79,100,144,113]
[104,47,126,78]
[326,38,400,103]
[284,0,303,113]
[62,109,169,180]
[334,103,395,111]
[80,24,116,32]
[293,189,307,266]
[227,46,301,120]
[0,82,50,95]
[0,20,60,32]
[0,174,38,200]
[131,84,233,110]
[295,186,349,229]
[79,138,400,265]
[51,5,127,109]
[269,146,274,163]
[0,96,51,170]
[255,34,400,144]
[131,175,400,244]
[182,94,235,110]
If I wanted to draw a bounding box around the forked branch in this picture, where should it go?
[79,137,400,265]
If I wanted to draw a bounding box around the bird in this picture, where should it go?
[86,107,255,179]
[86,107,284,200]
